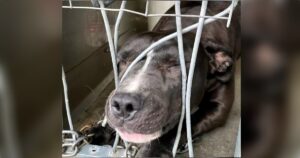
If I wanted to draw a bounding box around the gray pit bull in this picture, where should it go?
[82,2,240,157]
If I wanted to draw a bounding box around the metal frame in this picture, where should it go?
[62,0,239,157]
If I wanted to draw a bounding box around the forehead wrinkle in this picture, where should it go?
[152,46,180,63]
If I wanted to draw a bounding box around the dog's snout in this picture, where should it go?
[111,93,141,120]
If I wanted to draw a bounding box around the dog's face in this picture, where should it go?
[105,33,206,144]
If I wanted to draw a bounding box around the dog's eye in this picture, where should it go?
[167,64,180,70]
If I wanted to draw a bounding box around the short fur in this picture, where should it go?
[82,2,240,157]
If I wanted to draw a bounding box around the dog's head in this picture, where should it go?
[105,32,207,144]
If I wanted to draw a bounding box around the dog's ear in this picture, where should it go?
[206,51,234,83]
[202,41,234,83]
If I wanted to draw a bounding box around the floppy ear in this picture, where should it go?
[200,41,234,83]
[206,51,234,83]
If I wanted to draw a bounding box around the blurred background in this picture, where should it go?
[242,0,300,158]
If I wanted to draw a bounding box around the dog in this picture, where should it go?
[82,2,240,157]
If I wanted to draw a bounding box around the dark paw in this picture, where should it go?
[177,143,189,154]
[79,123,115,145]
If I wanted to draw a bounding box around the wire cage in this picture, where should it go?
[62,0,239,157]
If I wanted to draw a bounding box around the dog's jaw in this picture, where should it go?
[116,129,161,144]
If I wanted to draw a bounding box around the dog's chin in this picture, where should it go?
[116,129,161,144]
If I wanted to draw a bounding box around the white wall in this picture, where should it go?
[147,1,174,30]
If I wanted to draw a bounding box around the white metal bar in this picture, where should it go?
[113,0,127,52]
[62,67,74,131]
[68,0,72,8]
[63,130,79,137]
[112,133,120,153]
[97,0,122,151]
[234,120,241,157]
[62,146,78,157]
[226,0,236,27]
[145,0,149,16]
[98,0,119,88]
[185,1,208,156]
[172,1,187,157]
[120,3,235,82]
[62,6,228,20]
[62,67,79,157]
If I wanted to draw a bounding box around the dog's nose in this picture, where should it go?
[111,93,140,120]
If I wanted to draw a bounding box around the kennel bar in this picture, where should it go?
[62,0,239,157]
[185,1,208,156]
[234,120,241,157]
[172,1,188,156]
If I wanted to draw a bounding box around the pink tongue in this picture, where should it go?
[117,130,160,144]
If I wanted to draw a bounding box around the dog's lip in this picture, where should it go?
[116,129,161,144]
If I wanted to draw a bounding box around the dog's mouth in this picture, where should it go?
[105,91,171,143]
[116,128,161,144]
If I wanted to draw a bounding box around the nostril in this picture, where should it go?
[111,93,141,120]
[125,103,134,113]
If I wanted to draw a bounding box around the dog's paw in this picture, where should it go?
[210,51,233,74]
[177,143,189,154]
[79,123,115,145]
